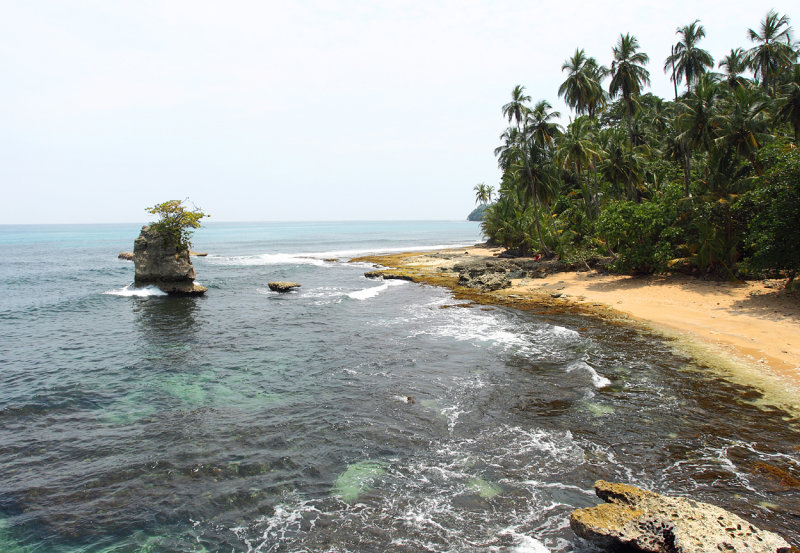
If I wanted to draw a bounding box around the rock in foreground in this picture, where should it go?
[268,281,301,293]
[133,225,207,296]
[570,480,792,553]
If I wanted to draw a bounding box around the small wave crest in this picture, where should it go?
[566,361,611,388]
[347,279,407,300]
[102,285,167,297]
[208,253,329,267]
[206,243,476,266]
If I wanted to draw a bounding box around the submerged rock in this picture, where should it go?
[570,480,792,553]
[268,281,301,293]
[132,225,206,296]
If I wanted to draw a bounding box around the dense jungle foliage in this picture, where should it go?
[478,11,800,283]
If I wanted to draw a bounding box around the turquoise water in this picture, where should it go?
[0,221,798,552]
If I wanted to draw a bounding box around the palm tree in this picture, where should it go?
[718,48,750,89]
[558,117,601,215]
[473,183,493,206]
[776,63,800,141]
[559,49,607,117]
[676,73,721,195]
[745,10,798,92]
[502,85,531,129]
[520,101,563,256]
[713,85,770,163]
[664,20,714,97]
[609,33,650,192]
[525,100,562,151]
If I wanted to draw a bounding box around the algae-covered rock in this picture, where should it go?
[570,480,792,553]
[268,281,301,293]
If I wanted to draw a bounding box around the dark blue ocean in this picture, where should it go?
[1,221,798,553]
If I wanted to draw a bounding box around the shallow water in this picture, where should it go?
[0,221,798,552]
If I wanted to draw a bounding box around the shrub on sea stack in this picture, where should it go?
[133,199,209,296]
[145,199,208,252]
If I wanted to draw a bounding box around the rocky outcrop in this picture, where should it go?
[133,225,206,296]
[364,270,415,281]
[570,480,792,553]
[455,262,511,291]
[268,281,301,293]
[118,252,134,261]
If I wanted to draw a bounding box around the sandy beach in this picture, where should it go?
[355,245,800,412]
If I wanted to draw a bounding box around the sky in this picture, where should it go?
[1,1,797,224]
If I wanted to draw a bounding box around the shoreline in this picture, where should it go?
[353,245,800,414]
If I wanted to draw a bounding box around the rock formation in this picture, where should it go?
[364,270,414,281]
[268,281,301,293]
[133,225,206,296]
[455,262,512,291]
[118,252,134,261]
[570,480,792,553]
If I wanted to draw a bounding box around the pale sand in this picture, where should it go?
[356,246,800,412]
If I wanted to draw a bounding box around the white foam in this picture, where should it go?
[205,243,476,266]
[208,253,329,267]
[566,361,611,388]
[347,279,407,300]
[507,534,551,553]
[103,284,167,297]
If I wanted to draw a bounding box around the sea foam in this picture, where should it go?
[566,361,611,388]
[103,285,167,297]
[347,279,407,300]
[206,243,476,266]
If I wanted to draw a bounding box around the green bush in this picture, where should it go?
[736,143,800,282]
[597,199,678,274]
[146,199,208,251]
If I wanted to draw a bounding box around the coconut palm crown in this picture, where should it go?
[664,20,714,97]
[745,10,798,91]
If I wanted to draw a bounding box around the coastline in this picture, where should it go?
[354,244,800,413]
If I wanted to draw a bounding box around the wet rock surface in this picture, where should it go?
[570,480,792,553]
[132,225,206,296]
[268,281,301,293]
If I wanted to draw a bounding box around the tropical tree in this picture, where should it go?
[745,10,798,92]
[676,72,722,194]
[609,33,651,191]
[664,20,715,98]
[557,117,601,215]
[776,63,800,141]
[718,48,750,89]
[473,183,494,205]
[502,85,532,129]
[559,49,607,117]
[713,85,770,163]
[525,100,562,151]
[145,199,208,251]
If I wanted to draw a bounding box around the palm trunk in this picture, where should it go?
[682,147,691,197]
[590,161,599,218]
[671,45,678,101]
[528,167,552,257]
[625,98,635,201]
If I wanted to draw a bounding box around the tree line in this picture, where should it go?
[476,10,800,283]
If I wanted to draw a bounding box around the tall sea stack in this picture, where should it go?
[133,225,207,295]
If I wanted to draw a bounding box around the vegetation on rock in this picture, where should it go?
[145,199,208,251]
[479,11,799,283]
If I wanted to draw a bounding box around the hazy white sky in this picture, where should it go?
[1,1,796,224]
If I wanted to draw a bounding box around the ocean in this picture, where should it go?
[0,220,798,553]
